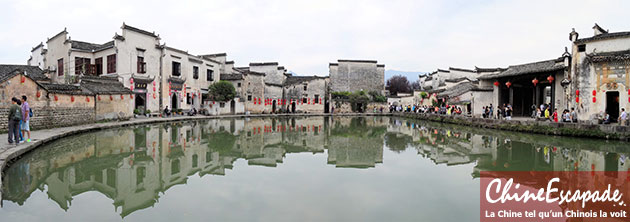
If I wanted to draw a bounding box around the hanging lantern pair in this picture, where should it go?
[592,90,597,103]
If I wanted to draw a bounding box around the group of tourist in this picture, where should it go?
[7,95,31,145]
[389,104,464,116]
[481,104,513,120]
[602,108,628,125]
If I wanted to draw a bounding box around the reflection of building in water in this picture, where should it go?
[3,116,378,217]
[327,117,385,168]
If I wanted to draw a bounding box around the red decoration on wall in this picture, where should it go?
[532,78,538,86]
[576,90,580,96]
[505,81,512,88]
[593,97,597,103]
[121,95,124,100]
[54,95,58,101]
[493,81,500,87]
[153,94,156,99]
[547,75,554,83]
[36,91,41,98]
[576,97,579,103]
[86,96,90,102]
[20,75,26,84]
[110,95,114,101]
[71,95,75,102]
[130,94,134,99]
[592,90,597,96]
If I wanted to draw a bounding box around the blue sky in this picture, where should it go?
[0,0,628,75]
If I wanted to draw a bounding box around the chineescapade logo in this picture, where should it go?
[480,171,630,221]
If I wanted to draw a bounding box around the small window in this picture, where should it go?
[314,95,319,104]
[237,83,241,88]
[578,44,586,52]
[302,97,307,103]
[172,61,181,76]
[248,95,252,101]
[220,102,225,108]
[57,58,64,76]
[303,84,307,90]
[137,56,146,73]
[187,93,191,104]
[95,57,103,75]
[207,69,214,81]
[193,66,199,79]
[107,54,116,73]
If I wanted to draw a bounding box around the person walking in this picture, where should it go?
[552,108,559,123]
[21,96,31,142]
[505,104,512,120]
[619,108,628,126]
[8,97,22,145]
[544,107,550,121]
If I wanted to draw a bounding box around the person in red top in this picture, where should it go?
[553,108,559,122]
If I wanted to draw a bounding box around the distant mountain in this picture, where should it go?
[385,70,426,82]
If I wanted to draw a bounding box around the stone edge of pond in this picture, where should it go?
[394,113,630,142]
[0,113,391,205]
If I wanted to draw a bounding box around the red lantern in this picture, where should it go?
[110,95,114,101]
[20,75,26,84]
[547,75,554,83]
[576,90,580,96]
[36,91,41,98]
[98,95,101,101]
[54,95,58,101]
[505,81,512,88]
[593,97,597,103]
[86,96,90,102]
[121,95,124,99]
[532,78,538,86]
[130,94,134,99]
[592,90,596,96]
[71,95,75,102]
[576,97,579,103]
[153,94,156,99]
[493,81,500,87]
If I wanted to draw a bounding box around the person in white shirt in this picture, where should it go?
[619,108,628,126]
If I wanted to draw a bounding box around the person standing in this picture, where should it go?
[8,97,22,145]
[570,108,578,123]
[619,108,628,126]
[544,107,550,121]
[505,104,512,120]
[552,108,559,123]
[20,96,31,142]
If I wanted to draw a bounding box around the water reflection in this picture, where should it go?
[2,116,629,219]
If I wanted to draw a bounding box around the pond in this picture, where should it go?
[1,116,628,221]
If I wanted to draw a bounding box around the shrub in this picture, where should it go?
[208,81,236,102]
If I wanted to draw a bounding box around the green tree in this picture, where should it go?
[208,81,236,102]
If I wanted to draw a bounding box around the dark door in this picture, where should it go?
[606,91,620,121]
[292,102,296,113]
[171,94,178,110]
[324,100,329,113]
[230,100,236,114]
[272,100,277,113]
[135,93,146,113]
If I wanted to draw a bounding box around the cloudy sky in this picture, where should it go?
[1,0,628,75]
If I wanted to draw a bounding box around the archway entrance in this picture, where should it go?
[606,91,619,122]
[171,94,178,110]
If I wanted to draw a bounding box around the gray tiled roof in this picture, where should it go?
[575,32,630,44]
[438,82,492,99]
[587,50,630,62]
[80,76,132,95]
[0,64,49,82]
[478,59,565,80]
[122,23,158,37]
[71,40,114,52]
[39,83,93,95]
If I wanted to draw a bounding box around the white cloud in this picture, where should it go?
[0,0,628,74]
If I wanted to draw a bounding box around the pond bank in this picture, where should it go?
[393,112,630,141]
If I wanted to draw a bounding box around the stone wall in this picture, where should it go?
[95,94,134,120]
[332,100,387,113]
[0,106,95,131]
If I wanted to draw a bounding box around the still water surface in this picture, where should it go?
[1,116,628,221]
